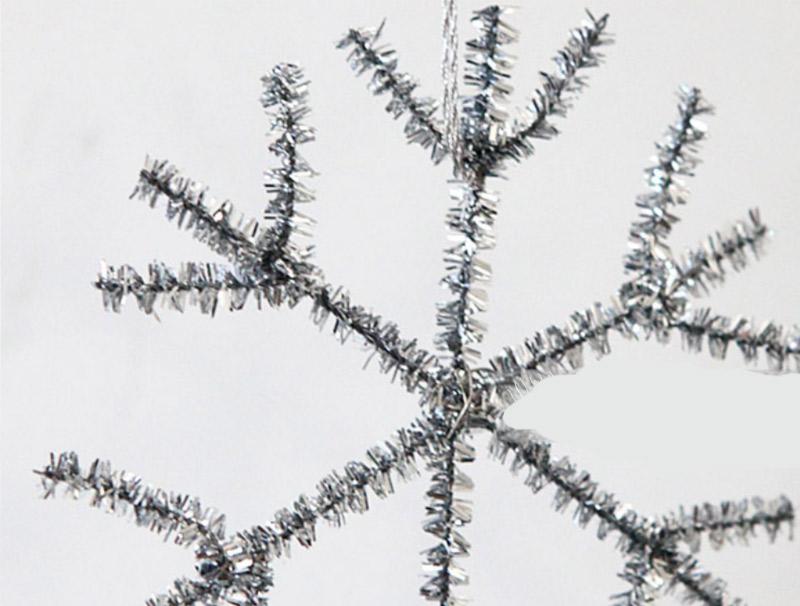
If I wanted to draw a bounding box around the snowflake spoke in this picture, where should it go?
[436,7,515,369]
[437,180,497,367]
[95,261,284,316]
[132,158,287,276]
[421,426,474,605]
[305,279,442,392]
[261,63,317,262]
[659,495,795,553]
[493,10,611,164]
[486,299,636,407]
[95,259,442,394]
[612,550,746,606]
[120,155,443,393]
[623,86,713,285]
[199,418,442,589]
[488,420,662,554]
[672,308,800,372]
[337,21,446,164]
[488,420,789,606]
[672,209,768,298]
[36,451,227,548]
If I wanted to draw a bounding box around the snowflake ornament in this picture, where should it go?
[37,6,798,605]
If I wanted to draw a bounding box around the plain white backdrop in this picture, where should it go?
[3,1,799,603]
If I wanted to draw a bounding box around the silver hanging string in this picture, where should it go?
[442,0,462,173]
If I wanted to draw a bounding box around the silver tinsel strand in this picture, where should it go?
[40,4,797,605]
[260,63,317,262]
[337,21,446,163]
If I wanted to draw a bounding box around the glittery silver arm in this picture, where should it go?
[623,86,713,285]
[112,152,443,393]
[132,159,283,275]
[612,550,747,606]
[487,178,784,405]
[337,21,446,163]
[96,264,442,394]
[672,209,768,298]
[488,421,791,606]
[660,496,795,553]
[160,418,443,606]
[486,299,636,406]
[436,181,497,367]
[420,422,474,605]
[260,63,317,262]
[495,10,610,164]
[425,11,521,599]
[673,309,800,372]
[36,451,226,547]
[435,7,515,369]
[95,261,283,316]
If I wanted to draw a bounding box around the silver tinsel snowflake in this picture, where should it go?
[37,6,798,605]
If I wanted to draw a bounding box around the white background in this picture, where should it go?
[2,1,799,603]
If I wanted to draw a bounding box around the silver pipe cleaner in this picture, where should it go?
[39,4,797,605]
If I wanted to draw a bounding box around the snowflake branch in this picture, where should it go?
[35,451,226,547]
[659,495,794,553]
[337,21,446,163]
[436,181,497,368]
[436,7,516,368]
[624,86,713,285]
[95,261,285,316]
[305,280,442,391]
[612,550,746,606]
[458,5,517,171]
[671,209,768,298]
[484,207,774,406]
[96,262,442,393]
[132,159,284,276]
[488,421,664,554]
[486,300,636,406]
[421,428,474,606]
[117,159,444,393]
[193,418,441,590]
[488,421,787,606]
[121,419,442,606]
[261,63,317,261]
[673,308,800,372]
[493,10,611,164]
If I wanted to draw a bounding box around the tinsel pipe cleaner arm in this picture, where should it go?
[488,421,784,606]
[95,261,284,316]
[337,20,447,163]
[260,63,317,263]
[132,158,277,275]
[35,451,227,548]
[494,9,611,164]
[671,308,800,372]
[435,6,516,369]
[485,297,636,407]
[612,550,746,606]
[420,410,475,605]
[95,263,443,396]
[669,209,769,298]
[172,418,443,595]
[35,453,271,604]
[116,154,445,395]
[484,205,773,406]
[484,275,797,408]
[622,86,713,298]
[658,495,794,553]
